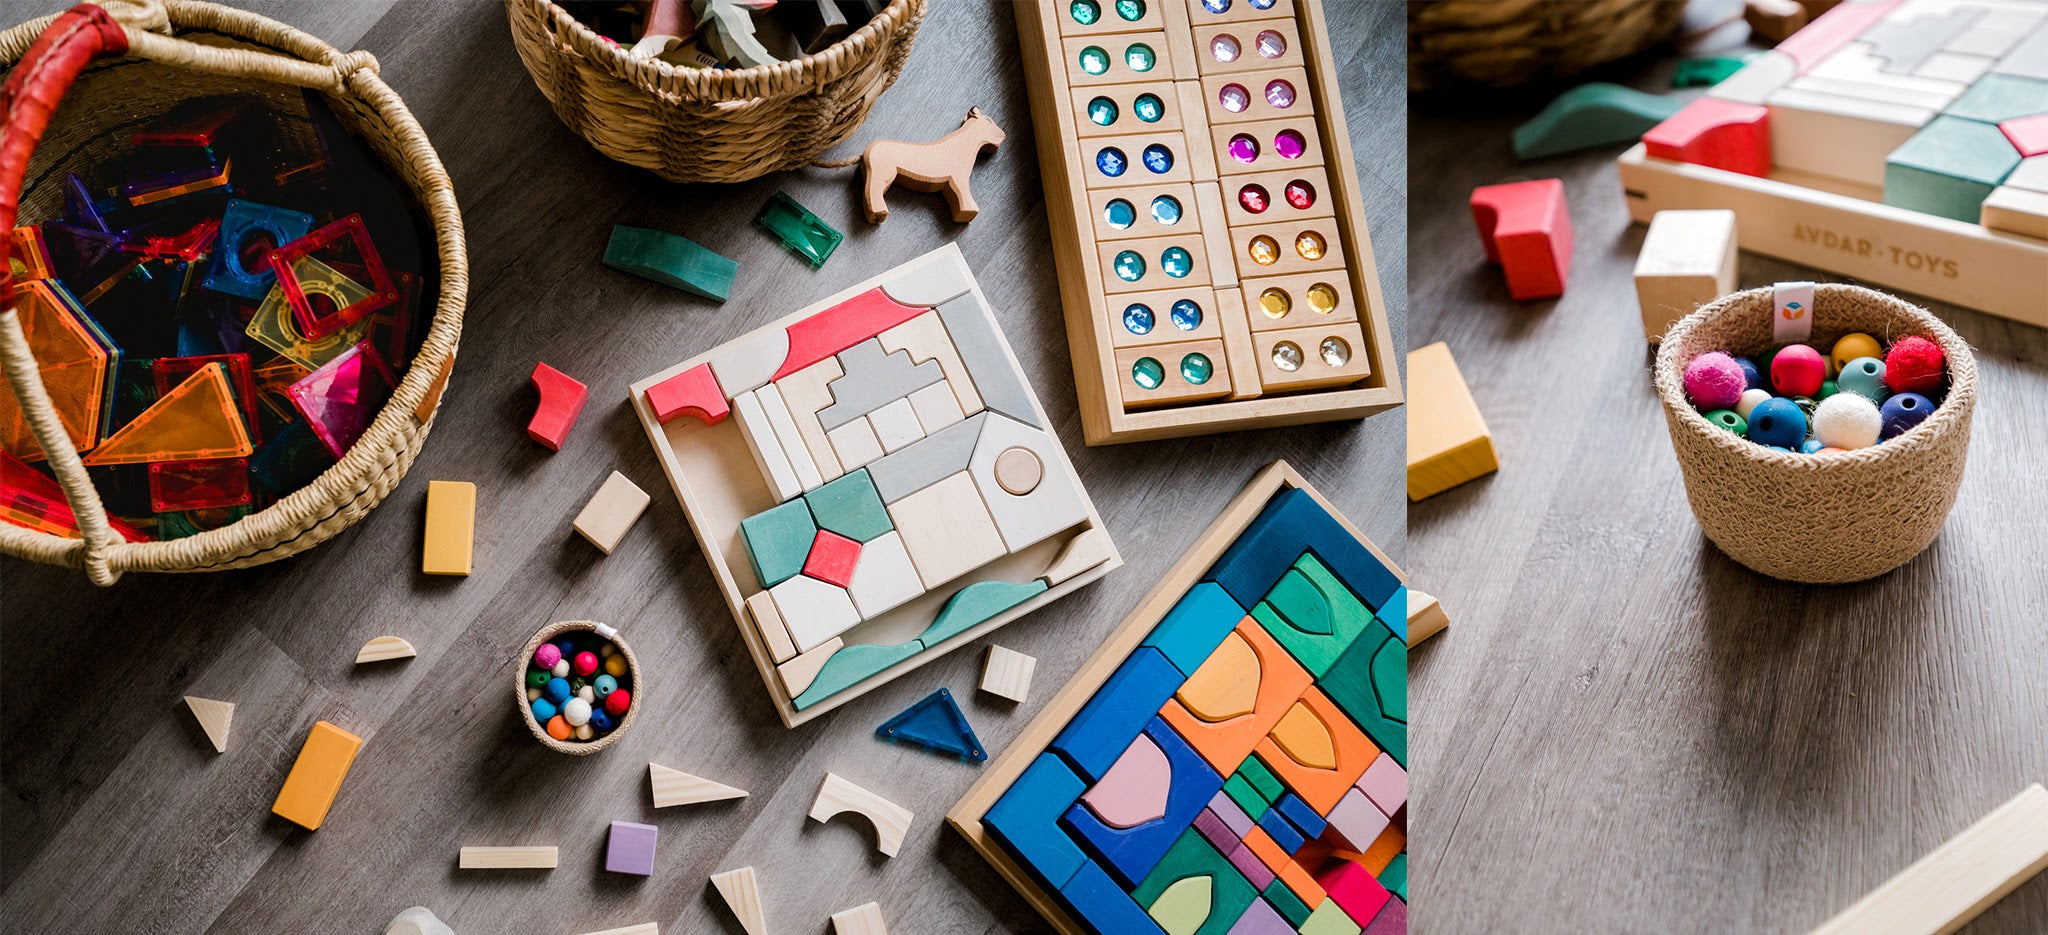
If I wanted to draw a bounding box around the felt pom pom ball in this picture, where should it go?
[1771,344,1826,397]
[1684,352,1746,410]
[1799,439,1826,454]
[1735,388,1771,419]
[534,644,562,670]
[1884,336,1945,395]
[1881,392,1933,438]
[1746,398,1808,448]
[1813,393,1881,449]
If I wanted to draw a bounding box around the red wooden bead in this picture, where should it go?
[573,651,600,677]
[1770,344,1826,397]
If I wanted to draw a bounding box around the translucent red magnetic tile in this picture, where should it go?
[267,215,398,339]
[149,457,253,512]
[286,341,397,459]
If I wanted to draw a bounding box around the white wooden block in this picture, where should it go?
[830,902,889,935]
[1808,784,2048,935]
[809,773,913,858]
[1040,525,1117,586]
[777,357,845,484]
[778,637,843,698]
[906,381,964,435]
[710,867,767,935]
[1946,6,2046,57]
[573,471,652,554]
[1634,209,1739,342]
[827,416,884,471]
[2006,157,2048,194]
[1804,42,1967,100]
[383,907,454,935]
[967,413,1090,554]
[980,645,1036,703]
[758,383,824,492]
[1409,590,1449,645]
[1914,51,1992,83]
[770,574,863,652]
[1784,74,1958,113]
[1766,87,1935,188]
[876,246,974,305]
[650,762,749,808]
[878,312,984,417]
[868,397,924,453]
[183,695,233,753]
[745,590,798,663]
[706,326,789,398]
[458,846,558,869]
[734,390,805,503]
[1982,186,2048,240]
[354,636,416,664]
[885,472,1007,590]
[1708,50,1797,105]
[846,531,923,619]
[575,925,657,935]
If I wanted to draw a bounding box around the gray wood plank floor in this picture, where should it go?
[0,2,1406,933]
[1407,48,2048,935]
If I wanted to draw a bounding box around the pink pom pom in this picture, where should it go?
[1884,335,1945,395]
[535,644,562,670]
[1684,351,1745,410]
[1770,344,1826,397]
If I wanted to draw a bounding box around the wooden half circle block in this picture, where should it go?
[808,772,914,858]
[355,636,417,664]
[1643,97,1771,177]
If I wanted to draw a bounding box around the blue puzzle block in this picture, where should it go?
[1060,718,1226,888]
[1049,647,1185,782]
[985,753,1090,891]
[1205,488,1400,616]
[1379,585,1408,643]
[1056,849,1168,935]
[1274,792,1327,840]
[1257,805,1306,854]
[1140,581,1246,678]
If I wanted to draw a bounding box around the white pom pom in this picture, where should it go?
[1735,388,1772,419]
[564,697,593,727]
[1813,394,1881,449]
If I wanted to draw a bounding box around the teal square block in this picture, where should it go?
[1884,116,2022,222]
[739,499,816,588]
[803,469,891,542]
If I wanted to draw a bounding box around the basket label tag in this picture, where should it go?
[1773,281,1814,344]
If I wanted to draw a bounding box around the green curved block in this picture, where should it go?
[1511,82,1685,160]
[792,639,924,709]
[603,225,736,301]
[1319,625,1406,766]
[1251,553,1371,677]
[915,579,1049,648]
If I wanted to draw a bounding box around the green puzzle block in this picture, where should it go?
[915,579,1048,647]
[1510,82,1685,160]
[1300,898,1365,935]
[791,639,924,709]
[803,469,891,542]
[603,225,737,301]
[1945,74,2048,124]
[1320,623,1407,766]
[1381,852,1408,903]
[1251,553,1371,677]
[1235,755,1285,806]
[1884,116,2022,222]
[1222,773,1270,820]
[1262,879,1314,928]
[740,499,815,588]
[1132,828,1258,935]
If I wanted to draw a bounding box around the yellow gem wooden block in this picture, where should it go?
[421,480,475,576]
[1407,341,1497,501]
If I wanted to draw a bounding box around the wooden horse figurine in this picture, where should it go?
[861,108,1006,224]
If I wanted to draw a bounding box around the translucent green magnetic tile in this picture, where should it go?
[603,225,737,301]
[755,191,842,270]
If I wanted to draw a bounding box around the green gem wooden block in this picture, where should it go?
[755,191,842,270]
[603,225,737,301]
[1884,116,2023,222]
[1132,828,1258,935]
[1250,553,1371,677]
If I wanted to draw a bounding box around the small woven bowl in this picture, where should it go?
[1653,285,1978,584]
[514,620,640,755]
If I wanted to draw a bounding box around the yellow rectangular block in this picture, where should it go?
[1407,342,1497,501]
[422,480,475,576]
[272,721,363,830]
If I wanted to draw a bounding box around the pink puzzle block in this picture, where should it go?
[772,287,929,381]
[527,362,589,451]
[1195,808,1238,852]
[1470,179,1572,301]
[1643,97,1771,177]
[1224,898,1295,935]
[1775,0,1902,72]
[802,529,862,589]
[2002,114,2048,158]
[1208,790,1254,837]
[646,362,729,426]
[1318,859,1393,926]
[1080,732,1171,828]
[1356,752,1406,816]
[1323,787,1392,852]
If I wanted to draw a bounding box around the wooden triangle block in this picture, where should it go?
[84,363,253,465]
[183,695,234,753]
[710,866,766,935]
[649,762,748,808]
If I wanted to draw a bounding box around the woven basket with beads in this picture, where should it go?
[0,0,466,586]
[515,620,642,755]
[1653,285,1977,584]
[504,0,925,185]
[1408,0,1685,90]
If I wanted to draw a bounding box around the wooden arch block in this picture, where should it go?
[526,362,589,451]
[1642,97,1771,177]
[1469,179,1573,301]
[809,772,914,857]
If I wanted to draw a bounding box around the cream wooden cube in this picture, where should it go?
[1633,209,1737,343]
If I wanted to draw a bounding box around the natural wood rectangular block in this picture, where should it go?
[1407,341,1497,501]
[458,846,558,869]
[1634,209,1738,343]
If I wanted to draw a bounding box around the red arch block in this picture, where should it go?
[645,362,730,426]
[1643,97,1771,177]
[527,362,589,451]
[1469,178,1572,301]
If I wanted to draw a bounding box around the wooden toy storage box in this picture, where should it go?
[1015,0,1403,446]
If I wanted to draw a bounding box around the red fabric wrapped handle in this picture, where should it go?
[1,4,129,297]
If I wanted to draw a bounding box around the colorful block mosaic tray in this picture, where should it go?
[950,461,1406,934]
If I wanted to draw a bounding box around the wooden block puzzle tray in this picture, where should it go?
[949,461,1407,934]
[1016,0,1403,446]
[1619,0,2048,327]
[629,244,1122,728]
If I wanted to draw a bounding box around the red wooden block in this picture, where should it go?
[646,363,729,426]
[1643,97,1771,178]
[1774,0,1901,72]
[1317,858,1393,926]
[771,287,929,381]
[1469,179,1572,301]
[802,529,861,589]
[2002,114,2048,159]
[526,362,589,451]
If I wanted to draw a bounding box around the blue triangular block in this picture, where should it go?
[876,688,986,762]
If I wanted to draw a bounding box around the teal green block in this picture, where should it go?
[603,225,737,301]
[803,469,891,542]
[740,500,816,588]
[1222,773,1269,818]
[791,639,924,709]
[1235,755,1285,806]
[755,191,842,269]
[915,579,1049,647]
[1884,116,2022,222]
[1250,553,1371,677]
[1130,828,1258,935]
[1510,82,1685,160]
[1381,852,1408,902]
[1945,74,2048,124]
[1262,879,1314,928]
[1320,625,1407,766]
[1672,55,1753,88]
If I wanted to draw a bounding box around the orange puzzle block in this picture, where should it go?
[1253,686,1376,813]
[1159,619,1314,776]
[272,720,363,830]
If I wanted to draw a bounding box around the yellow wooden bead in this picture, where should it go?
[604,652,628,677]
[1830,333,1882,373]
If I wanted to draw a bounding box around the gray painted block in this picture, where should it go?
[868,412,988,503]
[934,296,1041,429]
[819,339,943,430]
[1862,9,1981,75]
[1991,22,2048,80]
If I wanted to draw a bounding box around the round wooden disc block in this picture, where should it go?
[994,446,1042,495]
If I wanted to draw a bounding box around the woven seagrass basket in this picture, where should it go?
[504,0,925,184]
[1409,0,1686,90]
[1653,285,1977,584]
[0,0,466,585]
[515,620,642,756]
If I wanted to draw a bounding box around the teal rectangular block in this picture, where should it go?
[1884,116,2022,222]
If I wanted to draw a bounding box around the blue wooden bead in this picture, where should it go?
[595,674,619,698]
[1733,356,1764,391]
[1799,439,1826,454]
[1880,392,1933,438]
[546,677,572,703]
[532,697,559,722]
[1747,398,1807,448]
[591,708,615,732]
[1837,356,1887,405]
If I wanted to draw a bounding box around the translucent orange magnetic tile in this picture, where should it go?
[82,363,252,465]
[0,280,108,460]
